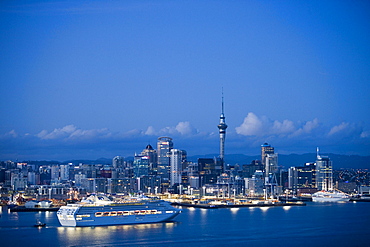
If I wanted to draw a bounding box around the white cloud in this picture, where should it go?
[272,119,295,135]
[328,122,350,136]
[290,118,320,137]
[37,124,77,140]
[141,121,198,137]
[360,131,370,138]
[236,112,298,137]
[5,130,18,138]
[235,112,264,136]
[145,126,156,135]
[36,125,112,140]
[175,121,196,135]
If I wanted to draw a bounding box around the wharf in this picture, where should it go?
[10,206,60,212]
[172,202,306,209]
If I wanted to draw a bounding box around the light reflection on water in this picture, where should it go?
[260,206,270,212]
[57,222,176,241]
[1,203,369,246]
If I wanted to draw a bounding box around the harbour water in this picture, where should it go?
[0,202,369,246]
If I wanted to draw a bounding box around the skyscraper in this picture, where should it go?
[170,149,185,186]
[157,137,173,190]
[112,156,124,169]
[261,143,274,166]
[316,148,333,191]
[140,144,157,174]
[217,92,227,170]
[133,155,149,178]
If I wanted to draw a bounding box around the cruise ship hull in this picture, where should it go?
[57,200,181,227]
[312,197,350,202]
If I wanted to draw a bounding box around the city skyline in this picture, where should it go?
[1,1,369,160]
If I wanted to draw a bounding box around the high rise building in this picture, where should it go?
[262,143,279,197]
[157,137,173,190]
[198,158,222,186]
[170,149,185,186]
[133,155,150,178]
[112,156,124,169]
[316,148,333,191]
[261,143,274,166]
[140,144,157,174]
[217,92,228,170]
[60,164,70,181]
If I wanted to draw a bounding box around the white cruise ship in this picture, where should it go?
[57,195,181,227]
[312,190,350,202]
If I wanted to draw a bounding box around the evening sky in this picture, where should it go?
[1,1,369,160]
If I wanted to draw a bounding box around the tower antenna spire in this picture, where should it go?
[221,87,224,115]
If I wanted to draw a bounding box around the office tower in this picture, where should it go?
[133,155,150,178]
[60,164,70,181]
[263,145,278,198]
[217,92,228,171]
[140,144,157,163]
[198,158,222,185]
[140,144,157,174]
[261,143,274,166]
[112,156,124,169]
[316,148,333,191]
[265,153,278,177]
[170,149,185,186]
[157,137,173,190]
[51,165,60,181]
[288,163,316,190]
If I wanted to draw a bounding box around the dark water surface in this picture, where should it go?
[0,202,369,246]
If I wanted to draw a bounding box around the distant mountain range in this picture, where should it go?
[188,153,370,169]
[21,153,369,169]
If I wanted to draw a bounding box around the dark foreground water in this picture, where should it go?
[0,202,369,247]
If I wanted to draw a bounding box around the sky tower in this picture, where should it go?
[217,91,228,165]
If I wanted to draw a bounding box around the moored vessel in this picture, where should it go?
[57,195,181,227]
[312,190,350,202]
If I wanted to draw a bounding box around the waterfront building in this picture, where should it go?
[316,149,333,191]
[241,160,264,178]
[262,144,279,198]
[107,178,130,194]
[198,158,223,186]
[288,163,316,190]
[244,171,265,196]
[137,175,161,193]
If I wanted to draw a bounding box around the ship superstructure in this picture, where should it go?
[57,195,181,227]
[312,190,350,202]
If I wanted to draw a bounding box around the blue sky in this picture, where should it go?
[1,0,369,161]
